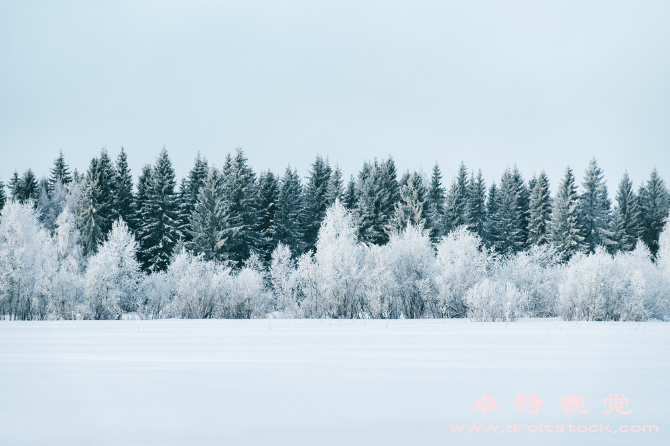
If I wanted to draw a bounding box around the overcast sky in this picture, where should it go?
[1,0,668,192]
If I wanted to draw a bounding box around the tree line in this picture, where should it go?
[1,147,668,270]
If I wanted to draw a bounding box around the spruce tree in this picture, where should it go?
[96,149,116,234]
[49,150,72,189]
[380,157,401,214]
[638,168,670,257]
[613,171,640,251]
[483,182,498,248]
[274,166,306,256]
[0,177,6,214]
[18,169,39,203]
[527,170,552,246]
[342,175,357,210]
[189,167,229,262]
[177,153,208,243]
[9,171,20,201]
[255,170,279,262]
[511,165,530,246]
[303,155,332,251]
[137,148,180,272]
[490,168,524,255]
[76,159,105,256]
[326,164,343,206]
[426,163,446,242]
[552,166,584,261]
[389,171,430,233]
[442,180,463,234]
[356,161,393,245]
[113,147,134,226]
[578,158,616,254]
[466,169,486,239]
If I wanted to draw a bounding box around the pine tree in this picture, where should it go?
[177,153,208,243]
[613,171,640,251]
[9,172,20,201]
[96,148,116,235]
[342,175,357,210]
[527,170,552,246]
[638,168,670,257]
[380,157,401,214]
[255,170,279,262]
[113,147,134,226]
[389,171,430,233]
[511,165,530,246]
[18,169,39,203]
[326,164,343,206]
[0,177,6,214]
[137,147,180,272]
[483,182,498,248]
[189,167,228,262]
[578,158,616,253]
[489,168,524,255]
[552,166,584,261]
[426,163,446,242]
[274,166,306,256]
[303,155,332,252]
[76,159,105,256]
[466,169,486,239]
[49,150,72,189]
[356,160,393,245]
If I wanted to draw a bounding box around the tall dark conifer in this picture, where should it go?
[274,166,306,256]
[303,155,332,252]
[638,168,670,257]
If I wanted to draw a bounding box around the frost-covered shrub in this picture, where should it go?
[0,201,58,320]
[558,246,668,321]
[495,245,563,318]
[434,227,490,317]
[226,263,272,318]
[269,244,298,316]
[363,224,438,318]
[84,219,142,319]
[464,279,528,322]
[138,271,172,319]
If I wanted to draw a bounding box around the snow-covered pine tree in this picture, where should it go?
[511,165,530,246]
[613,171,640,251]
[113,147,134,226]
[380,157,401,215]
[17,169,39,203]
[255,170,279,262]
[578,158,616,254]
[490,168,524,255]
[483,182,498,248]
[342,175,357,210]
[9,172,20,201]
[303,155,332,252]
[426,163,445,242]
[357,160,393,245]
[189,167,228,262]
[95,148,116,235]
[466,169,486,239]
[274,166,306,257]
[0,177,6,214]
[326,164,343,206]
[49,150,72,190]
[137,147,180,272]
[389,171,430,233]
[552,166,584,261]
[177,153,208,244]
[638,168,670,257]
[528,170,552,246]
[442,163,469,235]
[76,160,105,256]
[217,148,259,265]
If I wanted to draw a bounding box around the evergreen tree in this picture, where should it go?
[466,169,486,239]
[9,172,20,201]
[255,170,279,262]
[527,170,552,246]
[389,171,430,233]
[356,160,394,245]
[49,150,72,189]
[303,155,332,252]
[113,147,134,226]
[96,148,116,234]
[325,164,343,206]
[218,149,260,265]
[552,166,584,261]
[426,163,446,242]
[274,166,306,256]
[638,168,670,257]
[177,153,208,243]
[578,158,616,254]
[489,168,524,255]
[380,157,401,213]
[613,171,640,251]
[442,163,469,234]
[189,167,229,262]
[0,177,6,214]
[18,169,39,203]
[483,182,498,248]
[76,159,105,256]
[511,165,530,246]
[137,147,180,272]
[342,175,357,210]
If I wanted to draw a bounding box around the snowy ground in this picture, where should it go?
[0,319,668,446]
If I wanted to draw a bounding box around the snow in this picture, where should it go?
[0,318,668,445]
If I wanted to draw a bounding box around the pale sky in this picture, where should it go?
[1,0,669,193]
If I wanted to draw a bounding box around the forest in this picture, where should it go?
[0,147,669,321]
